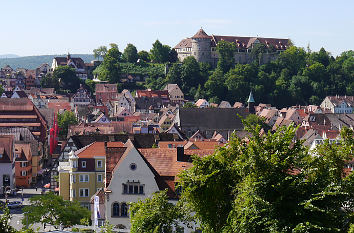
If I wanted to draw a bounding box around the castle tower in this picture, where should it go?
[191,28,212,63]
[247,91,255,114]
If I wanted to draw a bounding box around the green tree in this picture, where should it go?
[130,190,189,233]
[168,49,178,63]
[22,192,90,230]
[150,40,170,63]
[138,50,150,62]
[40,73,60,90]
[216,40,236,73]
[52,66,81,93]
[180,56,201,95]
[123,43,138,63]
[179,123,354,232]
[0,205,17,233]
[204,68,227,101]
[93,46,108,61]
[166,63,182,87]
[94,44,122,83]
[57,111,78,139]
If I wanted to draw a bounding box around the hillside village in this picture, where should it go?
[0,29,353,232]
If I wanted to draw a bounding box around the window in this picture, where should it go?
[122,182,144,195]
[112,202,119,217]
[79,174,89,182]
[20,162,27,167]
[97,160,103,168]
[21,171,27,176]
[121,203,128,217]
[70,174,76,183]
[79,188,89,197]
[82,161,86,168]
[71,189,76,198]
[97,174,103,182]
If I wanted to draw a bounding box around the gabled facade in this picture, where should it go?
[163,84,184,103]
[0,135,15,194]
[51,54,88,80]
[59,142,125,208]
[72,85,93,107]
[320,96,354,114]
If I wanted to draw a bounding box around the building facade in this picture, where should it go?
[175,29,290,66]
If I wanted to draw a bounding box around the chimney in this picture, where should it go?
[177,146,184,162]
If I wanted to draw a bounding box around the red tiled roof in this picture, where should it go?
[76,141,124,158]
[191,28,211,39]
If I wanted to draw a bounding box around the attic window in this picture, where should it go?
[130,163,137,171]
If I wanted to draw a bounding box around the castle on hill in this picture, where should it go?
[174,28,290,65]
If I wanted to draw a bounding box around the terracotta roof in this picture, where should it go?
[159,141,187,148]
[326,96,354,107]
[76,141,124,158]
[95,84,117,92]
[139,148,214,176]
[174,38,192,49]
[136,90,169,99]
[191,28,211,39]
[184,141,225,150]
[15,143,31,161]
[0,98,34,111]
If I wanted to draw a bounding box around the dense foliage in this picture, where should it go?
[22,192,90,229]
[57,110,78,139]
[178,124,354,232]
[41,66,82,93]
[130,190,189,233]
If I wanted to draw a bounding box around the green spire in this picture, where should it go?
[247,91,255,103]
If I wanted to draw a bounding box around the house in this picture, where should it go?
[158,114,174,131]
[195,99,209,108]
[114,107,132,119]
[72,85,93,107]
[320,96,354,114]
[218,101,232,108]
[113,95,133,116]
[175,28,289,65]
[102,140,212,231]
[136,90,169,101]
[163,84,184,103]
[0,98,48,142]
[0,135,15,194]
[258,109,279,127]
[58,141,125,208]
[134,97,166,113]
[14,143,32,188]
[51,54,88,80]
[174,108,248,139]
[95,84,119,104]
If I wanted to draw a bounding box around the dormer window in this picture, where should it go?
[82,161,86,168]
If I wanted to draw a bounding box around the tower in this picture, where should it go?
[191,28,212,63]
[247,91,255,114]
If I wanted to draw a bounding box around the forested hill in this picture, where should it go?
[0,54,95,69]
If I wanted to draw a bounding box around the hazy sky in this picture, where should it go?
[0,0,353,57]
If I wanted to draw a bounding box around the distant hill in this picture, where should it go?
[0,54,20,59]
[0,54,95,70]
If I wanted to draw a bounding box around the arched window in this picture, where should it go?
[121,203,128,217]
[112,202,119,217]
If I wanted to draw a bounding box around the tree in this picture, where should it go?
[130,190,189,233]
[216,40,236,73]
[22,192,90,230]
[166,63,182,87]
[179,122,354,232]
[180,56,201,95]
[93,46,108,61]
[0,205,17,233]
[52,66,81,93]
[94,44,122,83]
[123,43,138,63]
[57,111,78,139]
[138,50,150,62]
[40,73,60,90]
[150,40,170,63]
[168,49,178,63]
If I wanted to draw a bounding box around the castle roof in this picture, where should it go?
[191,28,212,39]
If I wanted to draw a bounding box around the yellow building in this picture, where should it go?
[58,142,124,208]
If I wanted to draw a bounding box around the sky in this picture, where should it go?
[0,0,353,57]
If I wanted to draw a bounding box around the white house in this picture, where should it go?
[195,99,209,108]
[320,96,353,114]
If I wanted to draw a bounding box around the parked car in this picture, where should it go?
[7,201,22,209]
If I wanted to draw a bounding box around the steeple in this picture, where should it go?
[247,91,255,114]
[247,91,255,103]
